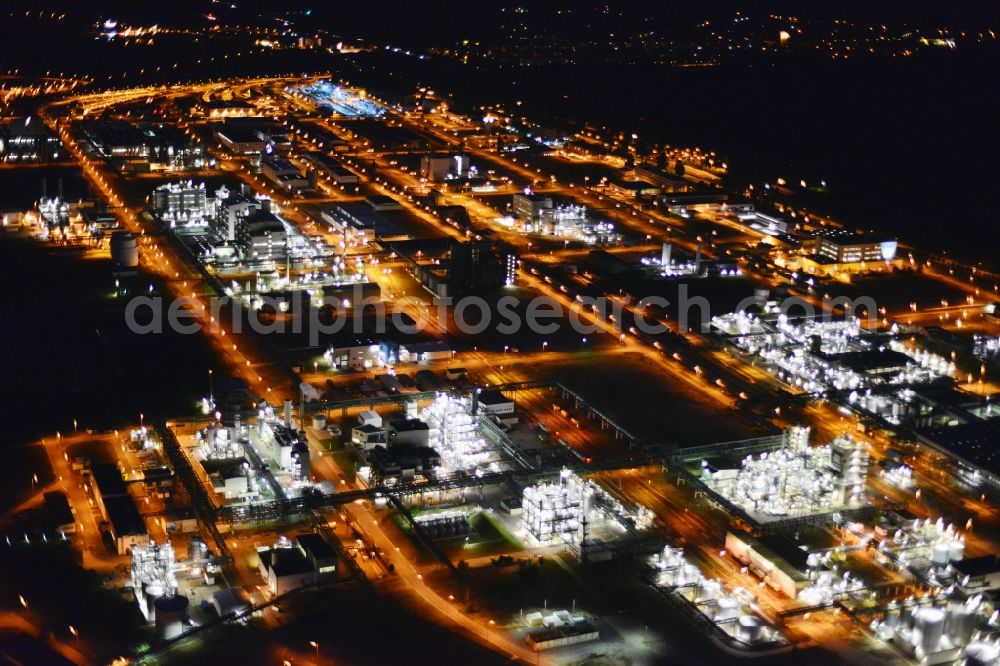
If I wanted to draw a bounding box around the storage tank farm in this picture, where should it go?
[650,544,781,646]
[871,594,990,661]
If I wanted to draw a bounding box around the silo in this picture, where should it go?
[913,607,946,654]
[946,600,976,646]
[715,597,740,622]
[737,615,764,643]
[154,595,189,641]
[965,641,1000,666]
[697,580,722,603]
[110,231,139,268]
[661,242,672,267]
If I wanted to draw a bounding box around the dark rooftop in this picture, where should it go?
[954,554,1000,578]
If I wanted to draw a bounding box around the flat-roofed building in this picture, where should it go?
[261,156,308,192]
[420,153,471,182]
[214,123,266,155]
[513,192,553,222]
[236,209,287,261]
[800,228,898,273]
[302,152,359,184]
[725,531,811,599]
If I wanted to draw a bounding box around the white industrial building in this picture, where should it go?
[421,393,497,474]
[324,339,384,371]
[152,180,212,230]
[521,469,653,550]
[257,534,337,596]
[420,153,473,182]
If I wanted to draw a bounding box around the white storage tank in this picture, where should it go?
[715,597,740,622]
[312,415,327,430]
[913,607,946,654]
[697,580,722,602]
[110,231,139,268]
[965,641,1000,666]
[946,600,976,646]
[949,540,965,562]
[737,615,764,643]
[154,595,189,641]
[144,583,164,619]
[932,542,951,566]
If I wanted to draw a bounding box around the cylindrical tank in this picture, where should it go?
[932,543,951,566]
[949,540,965,562]
[715,597,740,622]
[154,595,189,641]
[110,231,139,268]
[900,603,915,628]
[946,601,976,646]
[698,580,722,602]
[144,583,164,617]
[913,607,945,654]
[965,642,1000,666]
[312,415,327,430]
[737,615,764,643]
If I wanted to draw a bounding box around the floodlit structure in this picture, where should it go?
[521,469,653,549]
[880,464,917,490]
[860,515,967,587]
[702,427,870,520]
[289,80,385,117]
[130,538,216,638]
[420,393,498,475]
[870,595,989,663]
[522,469,591,547]
[711,309,955,396]
[151,180,212,230]
[507,194,619,245]
[650,545,784,648]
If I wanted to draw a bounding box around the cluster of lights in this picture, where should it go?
[703,427,869,518]
[880,464,917,490]
[288,80,385,118]
[422,394,498,475]
[650,546,783,646]
[521,469,652,547]
[715,312,954,395]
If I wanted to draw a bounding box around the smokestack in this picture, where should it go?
[41,178,47,200]
[661,242,672,267]
[695,243,702,274]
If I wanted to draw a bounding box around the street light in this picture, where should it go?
[309,640,319,660]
